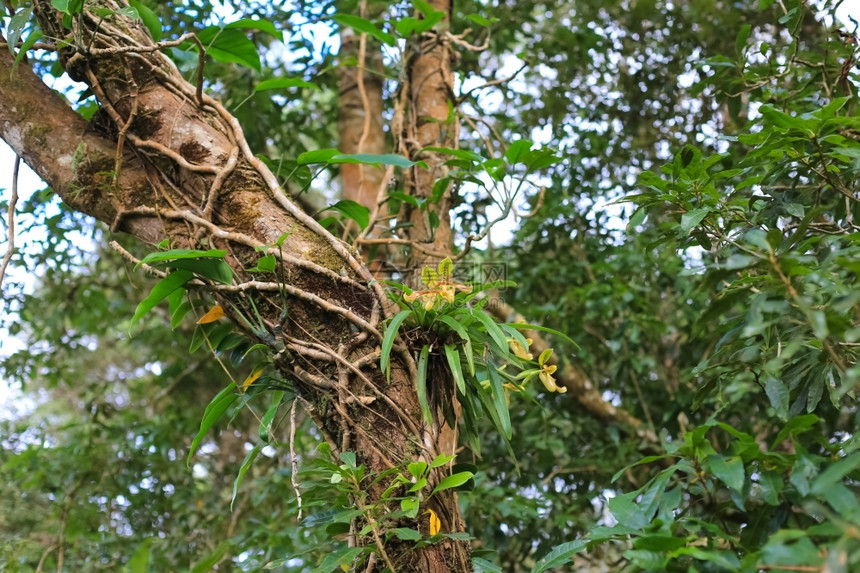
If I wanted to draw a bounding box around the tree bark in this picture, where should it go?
[337,10,390,273]
[0,2,470,570]
[338,26,387,219]
[400,0,457,279]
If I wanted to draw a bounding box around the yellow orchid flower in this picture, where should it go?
[508,337,534,360]
[404,289,442,310]
[537,348,566,393]
[539,364,565,393]
[404,258,472,310]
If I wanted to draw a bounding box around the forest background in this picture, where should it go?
[1,0,860,571]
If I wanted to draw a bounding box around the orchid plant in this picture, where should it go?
[380,257,573,455]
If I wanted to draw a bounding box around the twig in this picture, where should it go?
[461,114,496,157]
[83,26,205,104]
[292,364,336,390]
[83,18,391,316]
[34,544,57,573]
[352,487,397,573]
[108,240,168,278]
[202,145,238,219]
[209,281,381,339]
[198,93,393,316]
[290,400,304,519]
[0,155,19,290]
[56,510,67,573]
[459,62,527,100]
[191,34,206,106]
[283,341,336,362]
[516,185,546,218]
[353,163,395,245]
[445,28,490,52]
[288,335,422,438]
[355,236,450,257]
[0,41,57,51]
[86,33,196,56]
[112,80,139,186]
[112,206,366,289]
[84,70,219,174]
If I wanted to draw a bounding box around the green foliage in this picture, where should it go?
[517,1,860,568]
[0,238,313,571]
[583,417,860,571]
[380,257,567,456]
[289,446,472,570]
[3,0,860,571]
[129,248,233,329]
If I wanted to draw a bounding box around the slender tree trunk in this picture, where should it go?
[337,7,389,273]
[400,0,457,280]
[338,25,386,219]
[0,1,469,570]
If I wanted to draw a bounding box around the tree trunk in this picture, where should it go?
[337,8,389,273]
[400,0,457,279]
[337,24,387,220]
[0,1,470,570]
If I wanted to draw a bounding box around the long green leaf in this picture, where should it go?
[474,383,514,459]
[258,391,286,443]
[436,315,474,375]
[331,153,419,168]
[486,361,512,439]
[128,538,153,573]
[297,148,340,165]
[327,200,370,230]
[423,146,484,161]
[224,18,282,40]
[381,310,411,380]
[130,270,194,328]
[416,345,433,424]
[309,546,366,573]
[129,0,162,40]
[444,344,466,395]
[431,470,474,495]
[429,453,455,468]
[151,258,233,284]
[190,541,230,573]
[168,290,191,329]
[231,444,263,510]
[187,382,238,467]
[506,321,580,349]
[531,540,589,573]
[463,279,517,301]
[6,6,32,58]
[473,557,503,573]
[459,386,482,455]
[499,323,530,355]
[12,29,42,71]
[196,27,261,70]
[472,310,509,354]
[138,248,226,265]
[505,139,533,163]
[256,77,319,91]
